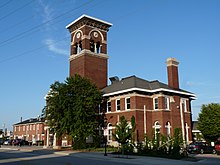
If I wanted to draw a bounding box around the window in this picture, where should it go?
[164,97,169,110]
[116,99,120,111]
[26,125,29,131]
[107,101,111,112]
[125,97,131,110]
[165,122,171,137]
[30,125,32,131]
[23,126,25,131]
[153,121,161,138]
[154,98,159,110]
[37,124,39,131]
[108,123,112,141]
[33,125,35,131]
[19,126,20,131]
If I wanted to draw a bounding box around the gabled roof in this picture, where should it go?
[102,75,195,98]
[14,117,45,126]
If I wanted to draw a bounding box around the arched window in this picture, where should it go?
[90,40,95,52]
[75,41,82,54]
[108,123,112,141]
[153,121,161,138]
[165,122,171,137]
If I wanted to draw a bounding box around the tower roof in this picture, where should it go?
[66,14,112,32]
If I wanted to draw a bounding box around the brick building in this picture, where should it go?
[65,14,195,146]
[42,15,195,148]
[13,117,45,145]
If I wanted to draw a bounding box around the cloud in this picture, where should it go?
[38,0,53,29]
[44,39,69,56]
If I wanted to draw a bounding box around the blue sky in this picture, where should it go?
[1,0,220,131]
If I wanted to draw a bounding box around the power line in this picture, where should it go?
[0,0,34,21]
[0,0,94,47]
[0,36,69,64]
[0,0,105,63]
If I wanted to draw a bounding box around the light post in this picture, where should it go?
[103,117,108,156]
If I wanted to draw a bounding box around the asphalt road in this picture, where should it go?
[0,147,220,165]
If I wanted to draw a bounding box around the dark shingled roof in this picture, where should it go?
[102,75,194,96]
[14,117,45,125]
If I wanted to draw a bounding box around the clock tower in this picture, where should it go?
[66,15,112,89]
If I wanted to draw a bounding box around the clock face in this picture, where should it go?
[93,31,98,38]
[76,32,81,39]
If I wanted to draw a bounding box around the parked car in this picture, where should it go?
[215,140,220,155]
[13,139,21,146]
[188,142,216,154]
[3,139,10,145]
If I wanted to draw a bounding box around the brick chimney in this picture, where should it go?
[166,58,179,89]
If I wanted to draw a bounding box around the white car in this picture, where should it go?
[3,140,9,145]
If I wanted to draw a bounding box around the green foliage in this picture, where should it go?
[46,74,102,148]
[138,128,184,159]
[198,103,220,141]
[113,116,136,155]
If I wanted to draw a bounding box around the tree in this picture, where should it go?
[45,74,102,149]
[113,116,136,155]
[198,103,220,141]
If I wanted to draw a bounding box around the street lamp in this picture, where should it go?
[103,117,108,156]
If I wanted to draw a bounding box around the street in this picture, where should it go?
[0,147,220,165]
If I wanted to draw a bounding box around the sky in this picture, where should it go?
[1,0,220,131]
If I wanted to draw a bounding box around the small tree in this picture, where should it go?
[113,116,135,155]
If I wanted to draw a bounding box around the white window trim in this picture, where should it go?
[153,97,159,110]
[108,123,113,142]
[164,97,170,110]
[107,100,111,113]
[116,99,120,111]
[125,97,131,110]
[165,122,171,137]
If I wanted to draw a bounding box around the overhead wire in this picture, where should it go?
[0,0,94,47]
[0,36,69,64]
[0,0,145,64]
[0,0,34,21]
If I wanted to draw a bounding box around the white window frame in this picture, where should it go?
[108,123,113,141]
[116,99,120,111]
[107,100,111,112]
[153,97,159,110]
[164,97,170,110]
[165,121,171,137]
[125,97,131,110]
[181,99,187,112]
[153,121,161,138]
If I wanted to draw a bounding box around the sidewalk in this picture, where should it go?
[0,145,200,165]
